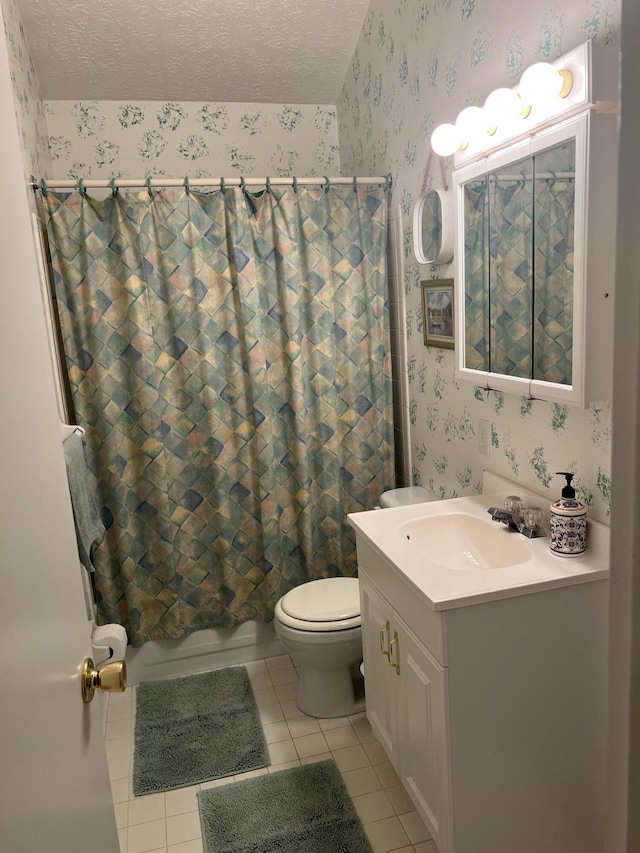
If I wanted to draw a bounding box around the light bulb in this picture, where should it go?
[519,62,573,107]
[483,87,527,130]
[455,106,491,147]
[430,123,461,157]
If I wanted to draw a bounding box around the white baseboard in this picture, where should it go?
[124,621,285,685]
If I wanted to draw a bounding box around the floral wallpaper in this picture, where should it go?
[1,0,50,180]
[45,100,340,180]
[338,0,619,523]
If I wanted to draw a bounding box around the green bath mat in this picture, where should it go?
[198,759,374,853]
[133,666,269,796]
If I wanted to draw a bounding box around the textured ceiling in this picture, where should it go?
[17,0,369,102]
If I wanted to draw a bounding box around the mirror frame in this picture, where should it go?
[412,189,453,265]
[452,111,589,406]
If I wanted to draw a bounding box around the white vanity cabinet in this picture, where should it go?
[355,535,608,853]
[360,571,451,851]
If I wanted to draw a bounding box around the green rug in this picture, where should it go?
[198,759,374,853]
[133,666,269,796]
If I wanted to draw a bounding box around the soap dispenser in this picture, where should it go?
[549,472,587,557]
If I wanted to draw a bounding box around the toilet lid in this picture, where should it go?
[281,577,360,623]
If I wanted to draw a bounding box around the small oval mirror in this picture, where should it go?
[412,189,453,265]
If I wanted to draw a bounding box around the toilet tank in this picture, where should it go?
[379,486,437,508]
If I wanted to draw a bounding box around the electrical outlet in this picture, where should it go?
[478,418,489,457]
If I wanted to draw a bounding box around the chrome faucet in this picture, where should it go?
[487,506,546,539]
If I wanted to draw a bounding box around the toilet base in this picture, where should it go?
[296,665,365,718]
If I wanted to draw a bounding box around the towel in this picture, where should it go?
[63,433,105,572]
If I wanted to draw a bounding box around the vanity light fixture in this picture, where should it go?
[430,51,579,160]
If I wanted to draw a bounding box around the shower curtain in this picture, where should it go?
[44,184,394,645]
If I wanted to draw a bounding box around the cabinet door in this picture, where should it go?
[396,617,452,853]
[359,573,399,764]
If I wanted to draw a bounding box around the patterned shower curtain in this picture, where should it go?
[44,185,393,645]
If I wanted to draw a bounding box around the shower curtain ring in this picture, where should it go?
[146,177,153,197]
[78,178,87,197]
[323,176,331,193]
[549,170,557,189]
[292,176,298,193]
[110,177,118,197]
[220,176,226,193]
[266,176,271,193]
[240,176,246,194]
[40,178,48,197]
[353,176,358,193]
[184,176,190,195]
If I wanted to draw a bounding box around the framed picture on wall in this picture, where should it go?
[421,279,455,349]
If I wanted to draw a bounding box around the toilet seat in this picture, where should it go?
[276,577,361,632]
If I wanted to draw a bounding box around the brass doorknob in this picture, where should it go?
[81,657,127,703]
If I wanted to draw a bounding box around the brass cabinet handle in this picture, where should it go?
[380,620,391,660]
[389,632,400,674]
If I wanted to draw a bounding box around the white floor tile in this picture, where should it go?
[111,778,131,805]
[108,702,134,722]
[265,654,293,671]
[373,761,401,789]
[109,756,131,781]
[243,659,268,676]
[268,759,301,773]
[363,740,388,765]
[364,815,411,853]
[300,752,332,765]
[317,716,351,731]
[263,720,292,744]
[268,738,298,765]
[128,793,165,826]
[199,777,232,791]
[386,783,415,815]
[399,810,431,844]
[252,686,278,707]
[127,818,166,853]
[248,671,274,691]
[106,737,131,761]
[341,766,383,797]
[164,785,200,817]
[331,744,371,773]
[114,802,128,830]
[117,827,127,853]
[286,716,321,738]
[274,682,299,702]
[280,699,306,719]
[106,716,133,740]
[269,667,299,686]
[168,840,204,853]
[234,767,269,782]
[413,841,439,853]
[293,732,329,758]
[166,810,202,846]
[323,725,360,751]
[353,789,396,824]
[258,703,285,724]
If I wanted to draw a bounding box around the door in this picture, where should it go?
[0,23,119,853]
[359,573,399,764]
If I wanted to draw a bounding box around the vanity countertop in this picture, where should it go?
[348,484,609,612]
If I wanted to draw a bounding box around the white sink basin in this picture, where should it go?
[400,512,532,571]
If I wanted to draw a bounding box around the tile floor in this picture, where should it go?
[106,654,438,853]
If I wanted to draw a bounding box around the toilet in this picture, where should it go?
[273,486,436,718]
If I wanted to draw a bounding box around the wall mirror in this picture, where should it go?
[413,189,453,265]
[453,112,588,404]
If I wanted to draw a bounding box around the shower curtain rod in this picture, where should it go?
[31,175,392,192]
